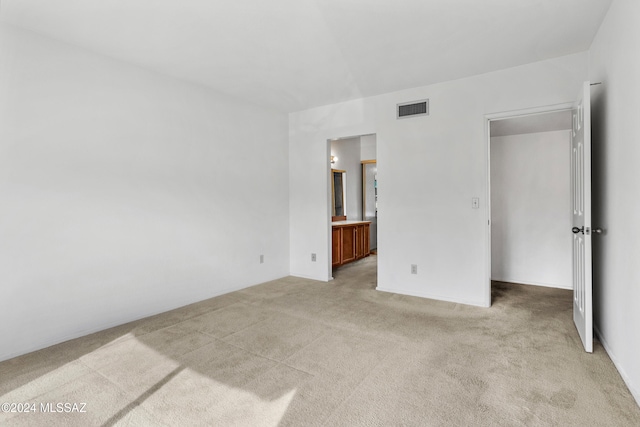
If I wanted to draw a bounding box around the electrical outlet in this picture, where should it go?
[311,253,317,262]
[411,264,417,274]
[260,254,264,264]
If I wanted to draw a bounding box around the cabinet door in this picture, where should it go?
[342,226,356,263]
[363,224,370,257]
[332,227,342,267]
[355,224,364,259]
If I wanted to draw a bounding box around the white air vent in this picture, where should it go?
[397,99,429,119]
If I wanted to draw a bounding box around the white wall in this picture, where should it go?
[289,52,588,305]
[0,24,290,362]
[330,137,362,220]
[491,131,571,289]
[589,0,640,406]
[360,134,377,161]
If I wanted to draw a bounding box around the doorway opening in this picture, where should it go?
[487,106,574,303]
[329,134,377,283]
[487,84,595,353]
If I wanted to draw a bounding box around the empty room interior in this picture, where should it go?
[1,1,639,425]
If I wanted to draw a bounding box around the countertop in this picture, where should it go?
[331,220,372,226]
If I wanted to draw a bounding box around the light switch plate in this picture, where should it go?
[472,197,480,209]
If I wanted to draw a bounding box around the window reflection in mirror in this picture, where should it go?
[331,169,346,221]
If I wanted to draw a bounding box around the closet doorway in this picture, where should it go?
[489,109,573,291]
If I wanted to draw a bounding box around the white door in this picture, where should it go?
[571,81,593,353]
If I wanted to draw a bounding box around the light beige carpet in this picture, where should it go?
[1,255,639,426]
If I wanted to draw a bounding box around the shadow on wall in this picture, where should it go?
[590,82,607,332]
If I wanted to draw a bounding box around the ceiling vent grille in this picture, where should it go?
[397,99,429,119]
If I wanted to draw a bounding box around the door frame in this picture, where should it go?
[484,102,574,306]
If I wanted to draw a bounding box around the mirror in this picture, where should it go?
[331,169,346,221]
[362,161,377,220]
[362,160,377,252]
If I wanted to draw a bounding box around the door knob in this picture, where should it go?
[572,227,584,234]
[592,227,603,235]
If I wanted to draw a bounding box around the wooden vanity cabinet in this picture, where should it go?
[332,221,371,267]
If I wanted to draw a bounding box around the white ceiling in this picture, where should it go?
[490,110,573,137]
[0,0,613,112]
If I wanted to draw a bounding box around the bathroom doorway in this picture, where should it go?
[329,134,377,279]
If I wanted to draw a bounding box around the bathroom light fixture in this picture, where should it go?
[331,155,338,164]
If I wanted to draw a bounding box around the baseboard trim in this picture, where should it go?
[290,272,329,282]
[491,277,572,290]
[594,324,640,408]
[376,286,488,308]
